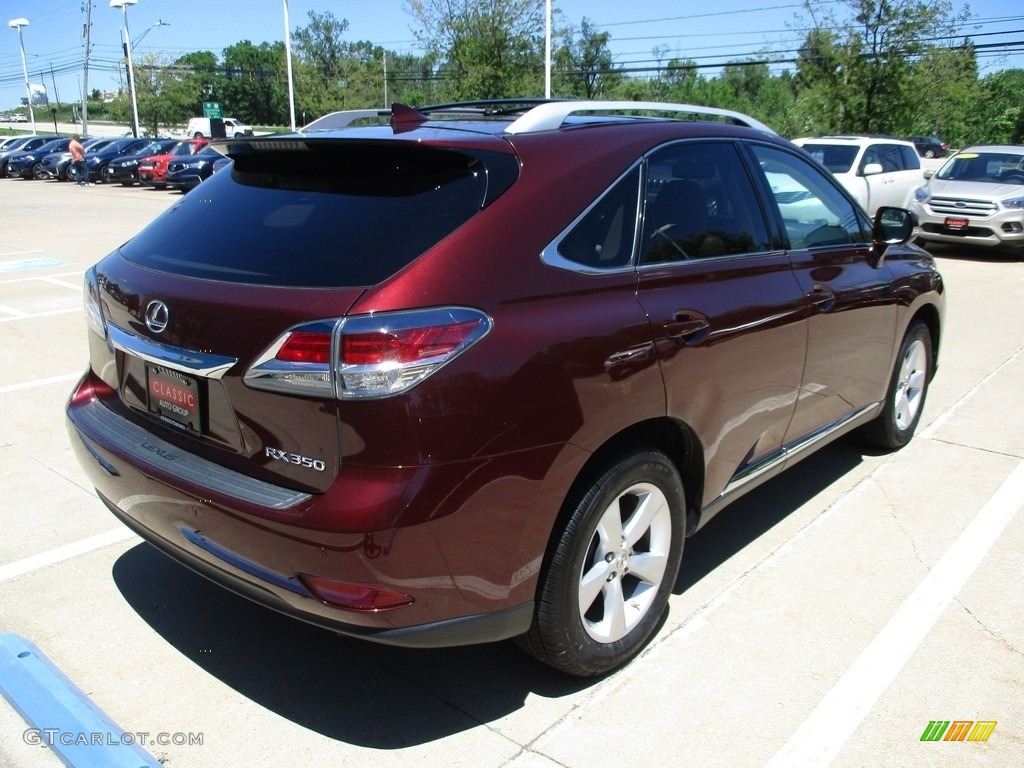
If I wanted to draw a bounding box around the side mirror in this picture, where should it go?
[869,207,917,267]
[861,162,884,177]
[923,169,935,179]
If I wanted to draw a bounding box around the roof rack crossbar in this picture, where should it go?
[504,101,776,136]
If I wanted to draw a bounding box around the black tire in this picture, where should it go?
[517,447,685,676]
[862,321,932,449]
[31,162,45,180]
[120,181,134,187]
[924,149,936,158]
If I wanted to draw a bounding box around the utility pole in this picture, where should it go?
[49,63,60,104]
[82,1,92,135]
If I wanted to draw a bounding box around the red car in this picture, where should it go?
[138,138,208,189]
[67,101,944,676]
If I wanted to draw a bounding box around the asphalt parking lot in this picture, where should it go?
[0,177,1021,767]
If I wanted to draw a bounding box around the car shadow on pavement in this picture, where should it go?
[111,435,867,748]
[919,242,1024,262]
[112,542,590,748]
[674,436,866,593]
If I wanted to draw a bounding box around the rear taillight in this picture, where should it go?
[276,331,332,364]
[83,267,106,339]
[244,307,491,400]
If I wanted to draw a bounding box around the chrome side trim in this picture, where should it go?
[70,398,311,510]
[540,162,643,275]
[108,324,238,380]
[720,402,880,499]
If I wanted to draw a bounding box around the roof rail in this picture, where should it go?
[504,100,776,136]
[418,98,556,115]
[300,109,392,132]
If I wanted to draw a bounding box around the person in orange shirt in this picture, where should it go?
[69,135,88,186]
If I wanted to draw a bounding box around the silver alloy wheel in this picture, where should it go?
[578,481,672,643]
[894,338,927,431]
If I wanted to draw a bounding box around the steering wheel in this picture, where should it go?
[650,224,691,260]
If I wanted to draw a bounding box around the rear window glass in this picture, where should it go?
[798,144,859,174]
[120,143,518,287]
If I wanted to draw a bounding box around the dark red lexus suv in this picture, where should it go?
[67,100,944,676]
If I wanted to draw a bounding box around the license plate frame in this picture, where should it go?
[943,216,969,232]
[146,364,202,434]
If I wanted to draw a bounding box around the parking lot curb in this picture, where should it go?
[0,632,161,768]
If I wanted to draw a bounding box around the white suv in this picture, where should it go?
[793,136,924,216]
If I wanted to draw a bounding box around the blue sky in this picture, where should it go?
[1,0,1021,111]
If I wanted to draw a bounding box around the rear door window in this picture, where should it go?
[640,141,772,263]
[862,143,905,174]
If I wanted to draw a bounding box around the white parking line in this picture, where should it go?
[0,270,84,286]
[0,307,80,323]
[39,277,83,291]
[0,373,82,395]
[0,304,30,318]
[0,527,138,583]
[0,249,44,258]
[762,459,1024,768]
[920,345,1024,440]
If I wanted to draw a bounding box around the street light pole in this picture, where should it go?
[8,18,36,135]
[110,0,140,138]
[544,0,551,99]
[283,0,296,131]
[132,20,168,49]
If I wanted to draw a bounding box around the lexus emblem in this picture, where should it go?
[145,300,170,333]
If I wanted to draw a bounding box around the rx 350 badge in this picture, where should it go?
[265,447,326,471]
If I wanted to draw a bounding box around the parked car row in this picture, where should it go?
[0,134,229,192]
[0,134,64,177]
[136,141,228,191]
[794,134,1024,255]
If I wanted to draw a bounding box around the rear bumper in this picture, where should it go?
[66,374,549,647]
[166,173,205,190]
[97,491,533,648]
[6,162,31,178]
[105,167,138,183]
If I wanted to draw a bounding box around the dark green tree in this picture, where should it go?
[554,18,620,98]
[292,11,350,84]
[970,69,1024,144]
[795,0,972,134]
[221,41,288,125]
[405,0,546,99]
